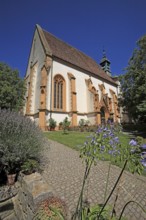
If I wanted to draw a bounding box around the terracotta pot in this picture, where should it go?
[7,173,16,185]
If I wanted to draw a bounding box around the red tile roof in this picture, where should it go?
[38,25,117,85]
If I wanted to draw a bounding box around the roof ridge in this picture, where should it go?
[40,25,116,85]
[42,28,101,66]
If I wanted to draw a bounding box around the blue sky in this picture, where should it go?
[0,0,146,78]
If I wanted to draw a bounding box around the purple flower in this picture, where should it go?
[129,139,137,146]
[141,158,146,167]
[141,152,146,156]
[109,140,114,145]
[103,133,108,138]
[100,146,105,152]
[141,144,146,150]
[96,128,103,133]
[109,132,114,137]
[113,137,119,143]
[103,127,108,131]
[108,150,114,155]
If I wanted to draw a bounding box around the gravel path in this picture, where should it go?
[41,140,146,220]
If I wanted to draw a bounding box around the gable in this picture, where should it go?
[25,28,47,78]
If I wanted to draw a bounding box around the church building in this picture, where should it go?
[24,24,120,130]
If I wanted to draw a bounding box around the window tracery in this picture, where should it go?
[53,75,65,110]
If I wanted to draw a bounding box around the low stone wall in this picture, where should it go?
[0,172,53,220]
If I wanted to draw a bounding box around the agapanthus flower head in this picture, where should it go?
[129,139,137,146]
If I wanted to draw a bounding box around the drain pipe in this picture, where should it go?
[50,59,53,119]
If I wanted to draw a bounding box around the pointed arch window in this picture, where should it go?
[53,75,65,110]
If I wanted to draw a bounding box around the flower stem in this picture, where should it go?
[118,200,146,220]
[72,158,94,220]
[97,159,128,220]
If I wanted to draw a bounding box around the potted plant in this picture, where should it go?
[21,159,40,175]
[3,161,20,185]
[48,118,57,131]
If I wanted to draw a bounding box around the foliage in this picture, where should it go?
[80,204,126,220]
[122,123,146,134]
[78,119,90,126]
[79,119,90,131]
[34,197,67,220]
[59,122,63,130]
[48,118,57,129]
[21,159,40,175]
[62,117,71,134]
[0,109,45,174]
[119,35,146,122]
[0,62,26,111]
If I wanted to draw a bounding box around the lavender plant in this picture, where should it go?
[0,109,45,175]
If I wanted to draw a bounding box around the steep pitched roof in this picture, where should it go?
[36,25,117,85]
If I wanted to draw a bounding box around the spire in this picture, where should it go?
[103,48,106,58]
[100,50,111,76]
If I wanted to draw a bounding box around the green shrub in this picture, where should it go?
[0,109,45,174]
[62,117,70,134]
[48,118,57,129]
[21,159,40,175]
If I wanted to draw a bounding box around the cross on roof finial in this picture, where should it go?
[103,47,106,58]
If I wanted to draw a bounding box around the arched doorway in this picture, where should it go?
[100,107,105,124]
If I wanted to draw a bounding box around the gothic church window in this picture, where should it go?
[53,75,65,110]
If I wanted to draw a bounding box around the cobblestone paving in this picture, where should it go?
[41,140,146,220]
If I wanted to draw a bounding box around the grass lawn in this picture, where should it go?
[44,130,131,150]
[44,131,90,150]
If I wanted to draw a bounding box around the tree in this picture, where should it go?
[0,62,26,111]
[119,35,146,122]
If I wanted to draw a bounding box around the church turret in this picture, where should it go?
[100,50,111,76]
